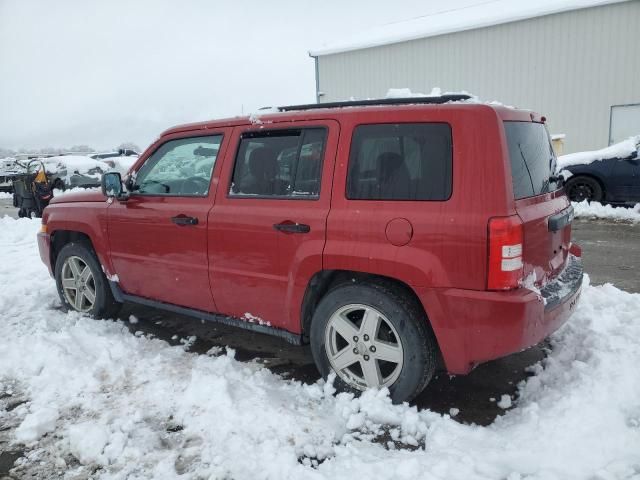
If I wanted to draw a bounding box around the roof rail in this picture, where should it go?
[278,94,471,112]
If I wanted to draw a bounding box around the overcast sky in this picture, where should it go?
[0,0,477,151]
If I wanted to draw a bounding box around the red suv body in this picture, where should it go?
[37,98,583,402]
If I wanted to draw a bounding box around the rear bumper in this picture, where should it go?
[37,232,53,277]
[416,254,583,374]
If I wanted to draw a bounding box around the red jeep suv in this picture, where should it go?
[37,96,583,403]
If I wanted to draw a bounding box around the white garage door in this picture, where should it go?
[610,104,640,145]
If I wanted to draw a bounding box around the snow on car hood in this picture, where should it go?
[48,187,105,204]
[557,134,640,170]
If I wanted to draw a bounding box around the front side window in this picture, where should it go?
[347,123,452,200]
[230,128,326,198]
[134,135,222,196]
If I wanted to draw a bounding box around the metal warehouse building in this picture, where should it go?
[310,0,640,153]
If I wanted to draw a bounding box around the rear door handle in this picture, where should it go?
[273,222,310,234]
[171,215,198,226]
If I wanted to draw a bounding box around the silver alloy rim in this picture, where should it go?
[324,304,404,391]
[61,256,96,313]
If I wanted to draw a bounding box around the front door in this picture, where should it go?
[108,131,229,312]
[610,157,640,202]
[208,121,339,332]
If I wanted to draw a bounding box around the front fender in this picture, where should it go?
[45,202,114,277]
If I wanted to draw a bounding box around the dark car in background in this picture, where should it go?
[559,137,640,205]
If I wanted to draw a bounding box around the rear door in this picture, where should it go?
[504,121,571,283]
[108,131,229,312]
[208,120,339,332]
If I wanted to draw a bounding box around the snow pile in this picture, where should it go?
[382,87,515,109]
[558,135,640,169]
[0,192,13,199]
[1,217,640,479]
[573,201,640,223]
[386,87,443,98]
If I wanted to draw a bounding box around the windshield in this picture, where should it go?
[504,121,560,199]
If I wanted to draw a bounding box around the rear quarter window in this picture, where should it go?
[504,122,560,199]
[347,123,452,201]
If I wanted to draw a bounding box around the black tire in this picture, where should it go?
[54,242,121,319]
[565,176,603,202]
[310,282,438,404]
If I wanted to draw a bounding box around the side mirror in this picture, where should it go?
[101,171,127,200]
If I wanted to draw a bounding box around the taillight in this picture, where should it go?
[487,215,524,290]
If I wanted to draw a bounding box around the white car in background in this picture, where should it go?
[90,149,139,174]
[0,157,23,192]
[40,155,112,190]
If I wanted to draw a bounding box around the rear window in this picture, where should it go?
[347,123,452,200]
[504,121,560,199]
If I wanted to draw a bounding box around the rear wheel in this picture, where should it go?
[310,282,438,403]
[565,176,603,202]
[55,242,121,318]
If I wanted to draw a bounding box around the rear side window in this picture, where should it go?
[504,122,560,199]
[347,123,452,200]
[230,128,326,198]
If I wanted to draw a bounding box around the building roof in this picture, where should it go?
[309,0,630,56]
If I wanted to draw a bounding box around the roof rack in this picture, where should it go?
[278,94,471,112]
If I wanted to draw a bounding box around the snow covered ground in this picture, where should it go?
[573,201,640,223]
[1,217,640,479]
[0,192,12,199]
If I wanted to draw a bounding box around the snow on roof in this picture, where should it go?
[310,0,631,56]
[557,135,640,169]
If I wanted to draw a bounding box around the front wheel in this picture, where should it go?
[55,242,121,318]
[310,282,438,403]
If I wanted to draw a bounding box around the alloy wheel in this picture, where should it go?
[324,304,404,390]
[61,256,96,313]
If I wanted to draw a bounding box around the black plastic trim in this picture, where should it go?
[278,95,471,112]
[548,205,575,232]
[108,281,303,345]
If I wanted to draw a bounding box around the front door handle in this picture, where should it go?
[273,222,310,234]
[171,215,198,226]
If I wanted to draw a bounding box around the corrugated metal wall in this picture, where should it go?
[316,1,640,153]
